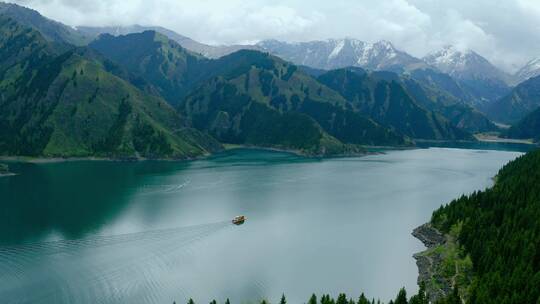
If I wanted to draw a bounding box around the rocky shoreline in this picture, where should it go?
[412,223,453,303]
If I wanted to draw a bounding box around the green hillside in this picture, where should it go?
[90,32,408,153]
[486,75,540,124]
[0,2,90,46]
[430,150,540,303]
[403,70,499,133]
[506,107,540,142]
[318,68,472,140]
[89,31,209,106]
[181,50,407,153]
[0,17,220,159]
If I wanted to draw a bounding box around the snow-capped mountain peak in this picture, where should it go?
[257,38,422,72]
[423,45,509,82]
[515,57,540,84]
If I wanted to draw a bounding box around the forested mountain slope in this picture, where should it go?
[0,17,220,159]
[180,50,407,154]
[430,150,540,303]
[317,68,472,140]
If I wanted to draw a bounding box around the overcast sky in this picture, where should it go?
[8,0,540,72]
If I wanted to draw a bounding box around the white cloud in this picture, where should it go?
[8,0,540,72]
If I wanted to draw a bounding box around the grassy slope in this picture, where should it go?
[181,51,406,154]
[506,107,540,142]
[318,68,473,140]
[0,17,220,159]
[89,31,209,106]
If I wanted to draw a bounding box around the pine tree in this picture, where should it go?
[337,293,348,304]
[188,299,195,304]
[308,294,317,304]
[280,294,286,304]
[357,293,370,304]
[225,298,231,304]
[394,288,408,304]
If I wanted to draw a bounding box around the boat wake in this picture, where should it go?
[0,221,231,304]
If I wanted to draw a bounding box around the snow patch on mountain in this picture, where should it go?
[423,45,510,84]
[515,57,540,84]
[328,39,345,59]
[258,38,424,72]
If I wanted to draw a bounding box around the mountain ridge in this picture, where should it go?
[0,16,221,159]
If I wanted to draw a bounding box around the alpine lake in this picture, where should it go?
[0,144,531,304]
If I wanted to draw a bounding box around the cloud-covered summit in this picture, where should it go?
[8,0,540,72]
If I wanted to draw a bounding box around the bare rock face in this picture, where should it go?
[412,224,451,303]
[412,223,446,248]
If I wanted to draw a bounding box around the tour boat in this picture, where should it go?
[232,215,246,225]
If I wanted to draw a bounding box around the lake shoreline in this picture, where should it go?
[0,144,378,163]
[474,134,535,144]
[412,223,453,303]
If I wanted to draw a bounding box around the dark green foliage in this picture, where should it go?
[431,150,540,303]
[337,294,348,304]
[434,285,460,304]
[210,300,217,304]
[93,32,407,152]
[260,300,269,304]
[507,106,540,141]
[132,118,174,158]
[357,293,370,304]
[0,17,220,159]
[225,299,230,304]
[279,294,286,304]
[89,31,208,106]
[403,70,498,133]
[93,99,132,153]
[299,98,406,146]
[487,75,540,123]
[0,2,91,46]
[318,68,472,140]
[259,70,274,96]
[184,80,327,153]
[408,283,427,304]
[188,298,195,304]
[282,65,297,81]
[394,289,407,304]
[308,294,317,304]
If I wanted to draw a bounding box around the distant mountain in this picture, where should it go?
[404,69,499,133]
[180,50,408,153]
[506,107,540,142]
[317,68,472,140]
[0,17,220,159]
[91,32,409,154]
[423,46,511,106]
[0,2,90,46]
[257,39,428,72]
[486,75,540,124]
[514,57,540,85]
[79,25,260,58]
[90,31,210,106]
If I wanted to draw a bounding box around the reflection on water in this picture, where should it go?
[0,148,522,304]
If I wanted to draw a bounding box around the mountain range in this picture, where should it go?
[257,39,428,73]
[1,2,539,159]
[77,25,261,59]
[0,16,220,159]
[423,45,511,107]
[486,75,540,124]
[514,57,540,84]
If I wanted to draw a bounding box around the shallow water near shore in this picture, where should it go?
[0,148,521,304]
